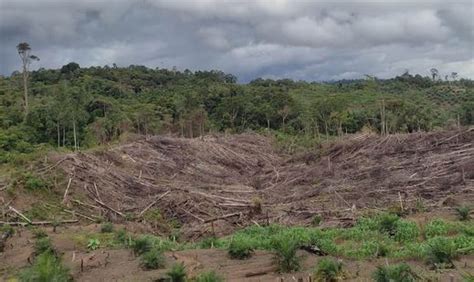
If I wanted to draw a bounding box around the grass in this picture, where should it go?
[313,258,343,281]
[372,263,417,282]
[87,238,101,251]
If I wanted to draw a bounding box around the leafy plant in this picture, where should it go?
[313,258,343,281]
[100,222,114,233]
[425,237,457,268]
[272,236,301,272]
[114,228,131,246]
[32,228,48,239]
[456,206,471,221]
[194,270,224,282]
[228,238,254,259]
[87,238,101,251]
[20,252,71,282]
[140,248,165,270]
[167,262,187,282]
[132,236,153,255]
[372,263,417,282]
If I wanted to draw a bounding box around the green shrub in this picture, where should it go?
[35,237,54,255]
[167,262,187,282]
[311,215,322,226]
[424,219,449,238]
[20,252,70,282]
[114,228,130,246]
[228,238,254,259]
[425,237,457,268]
[194,270,224,282]
[23,173,49,190]
[456,206,471,221]
[378,213,400,236]
[32,228,48,239]
[133,236,153,255]
[100,222,114,233]
[372,263,417,282]
[140,248,165,270]
[272,236,301,272]
[313,258,343,281]
[394,220,419,242]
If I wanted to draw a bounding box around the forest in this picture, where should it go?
[1,61,473,163]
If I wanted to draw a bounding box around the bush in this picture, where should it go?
[393,220,419,242]
[23,173,49,190]
[133,236,153,255]
[424,219,449,238]
[199,236,219,248]
[378,213,400,236]
[20,252,70,282]
[100,222,114,233]
[114,228,130,246]
[272,236,300,272]
[167,262,187,282]
[35,237,54,255]
[313,258,343,281]
[32,228,48,239]
[228,238,254,259]
[456,206,471,221]
[311,215,322,226]
[372,263,417,282]
[140,248,165,270]
[425,237,457,268]
[194,270,224,282]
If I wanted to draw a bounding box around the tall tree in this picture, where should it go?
[430,68,439,81]
[16,42,39,116]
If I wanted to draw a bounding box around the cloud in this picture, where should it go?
[0,0,472,81]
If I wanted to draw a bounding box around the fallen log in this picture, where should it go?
[204,212,242,223]
[0,219,79,226]
[94,199,125,217]
[8,206,32,224]
[138,190,171,217]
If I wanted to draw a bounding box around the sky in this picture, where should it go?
[0,0,473,82]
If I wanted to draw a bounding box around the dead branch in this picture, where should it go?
[204,212,242,223]
[0,219,78,226]
[94,199,125,217]
[138,190,171,217]
[62,177,73,204]
[8,206,32,224]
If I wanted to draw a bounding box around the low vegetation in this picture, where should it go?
[372,263,417,282]
[166,262,187,282]
[313,258,344,281]
[194,270,224,282]
[227,237,254,259]
[140,248,166,270]
[20,252,70,282]
[272,236,301,272]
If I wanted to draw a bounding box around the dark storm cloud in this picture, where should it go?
[1,0,473,81]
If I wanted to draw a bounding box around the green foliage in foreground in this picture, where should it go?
[140,248,166,270]
[313,258,344,281]
[227,237,254,259]
[211,216,474,261]
[194,270,224,282]
[20,252,71,282]
[167,262,187,282]
[372,263,417,282]
[272,236,301,272]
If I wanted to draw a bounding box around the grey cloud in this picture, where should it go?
[0,0,473,81]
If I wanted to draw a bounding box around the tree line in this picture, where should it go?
[0,44,473,163]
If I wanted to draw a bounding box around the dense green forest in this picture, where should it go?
[1,63,473,163]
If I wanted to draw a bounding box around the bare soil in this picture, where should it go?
[2,226,473,281]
